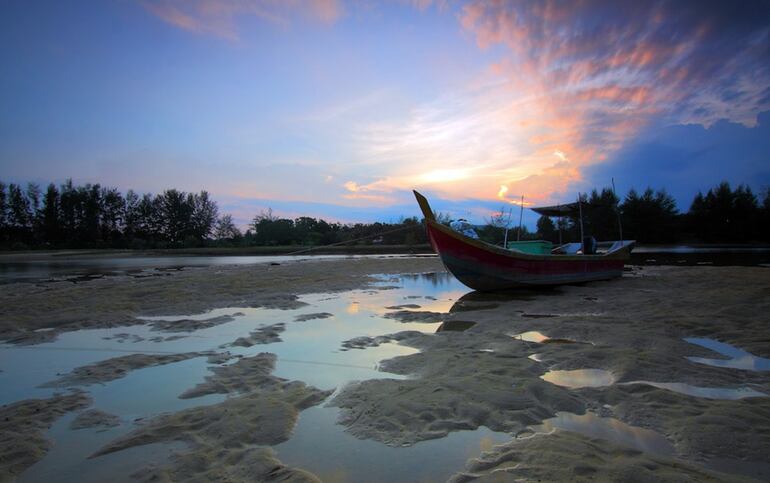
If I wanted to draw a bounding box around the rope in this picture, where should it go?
[2,346,380,371]
[2,345,181,355]
[285,225,417,256]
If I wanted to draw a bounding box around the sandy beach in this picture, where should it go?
[1,255,769,481]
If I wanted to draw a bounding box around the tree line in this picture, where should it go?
[529,182,770,245]
[0,179,427,250]
[0,180,221,249]
[0,179,768,250]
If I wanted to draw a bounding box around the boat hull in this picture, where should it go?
[412,189,633,291]
[426,222,630,290]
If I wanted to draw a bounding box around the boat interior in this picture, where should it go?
[506,239,634,256]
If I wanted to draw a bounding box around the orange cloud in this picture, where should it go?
[446,1,768,204]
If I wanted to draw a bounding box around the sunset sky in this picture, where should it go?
[2,1,769,227]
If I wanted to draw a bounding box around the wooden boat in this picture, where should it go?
[413,190,635,291]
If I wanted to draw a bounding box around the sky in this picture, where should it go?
[1,0,769,228]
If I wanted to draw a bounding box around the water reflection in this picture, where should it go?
[274,406,510,483]
[529,411,675,457]
[398,271,456,287]
[513,331,550,343]
[684,337,770,371]
[620,381,767,400]
[436,320,477,332]
[541,369,616,388]
[6,270,479,482]
[0,254,439,285]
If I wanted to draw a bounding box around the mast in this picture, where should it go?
[577,193,585,254]
[517,195,524,241]
[612,177,624,247]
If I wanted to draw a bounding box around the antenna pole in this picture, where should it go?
[612,178,624,247]
[578,193,585,254]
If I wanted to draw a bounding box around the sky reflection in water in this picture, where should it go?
[530,411,675,458]
[684,337,770,371]
[6,270,518,482]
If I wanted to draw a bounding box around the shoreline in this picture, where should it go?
[1,244,769,267]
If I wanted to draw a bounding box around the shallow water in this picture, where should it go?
[684,337,770,371]
[621,381,767,400]
[528,411,676,457]
[0,254,436,284]
[5,270,518,481]
[513,330,550,343]
[540,369,616,388]
[275,405,510,483]
[539,364,767,400]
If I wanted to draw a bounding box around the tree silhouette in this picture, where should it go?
[621,188,679,243]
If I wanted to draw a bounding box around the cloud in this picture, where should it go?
[141,0,344,39]
[585,110,770,209]
[449,0,770,202]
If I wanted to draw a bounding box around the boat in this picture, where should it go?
[413,190,635,291]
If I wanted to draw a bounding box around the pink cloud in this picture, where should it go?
[452,0,770,202]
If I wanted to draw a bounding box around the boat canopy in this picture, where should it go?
[530,202,582,217]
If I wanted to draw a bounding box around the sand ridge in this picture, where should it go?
[0,392,91,479]
[91,352,332,481]
[70,409,121,430]
[40,352,214,388]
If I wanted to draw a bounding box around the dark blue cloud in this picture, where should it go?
[584,111,770,210]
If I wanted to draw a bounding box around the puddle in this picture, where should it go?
[6,271,492,481]
[19,412,186,483]
[620,381,767,400]
[527,411,675,458]
[541,369,615,388]
[684,337,770,371]
[512,331,578,346]
[513,331,550,343]
[275,405,510,483]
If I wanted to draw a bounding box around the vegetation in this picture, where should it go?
[1,178,769,251]
[0,179,427,250]
[533,182,770,245]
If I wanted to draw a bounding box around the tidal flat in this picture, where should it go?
[1,255,769,482]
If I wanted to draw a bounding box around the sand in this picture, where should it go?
[179,352,283,399]
[0,257,442,344]
[148,314,242,333]
[329,265,770,479]
[70,409,121,430]
[293,312,334,322]
[0,392,91,479]
[340,331,423,350]
[92,353,332,482]
[2,256,770,481]
[229,323,285,347]
[450,430,746,482]
[40,352,214,388]
[383,309,446,323]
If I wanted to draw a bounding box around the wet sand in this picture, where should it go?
[0,256,442,344]
[1,392,91,480]
[1,257,769,481]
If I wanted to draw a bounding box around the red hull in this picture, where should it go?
[414,190,632,291]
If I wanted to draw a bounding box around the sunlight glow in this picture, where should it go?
[417,169,472,184]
